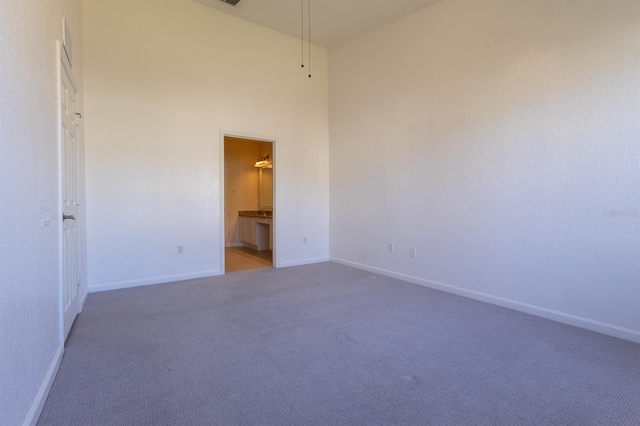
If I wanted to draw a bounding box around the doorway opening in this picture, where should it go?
[222,135,275,273]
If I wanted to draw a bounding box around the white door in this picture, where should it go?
[59,44,79,341]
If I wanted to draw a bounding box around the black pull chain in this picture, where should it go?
[301,0,304,68]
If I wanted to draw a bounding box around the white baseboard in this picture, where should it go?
[278,257,330,268]
[331,257,640,344]
[23,344,63,426]
[79,289,89,313]
[89,270,222,293]
[226,242,243,248]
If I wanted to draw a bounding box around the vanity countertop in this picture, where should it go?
[239,211,273,218]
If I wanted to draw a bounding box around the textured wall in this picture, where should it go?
[84,0,330,291]
[0,0,85,424]
[329,0,640,340]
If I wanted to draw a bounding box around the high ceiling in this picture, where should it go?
[192,0,443,48]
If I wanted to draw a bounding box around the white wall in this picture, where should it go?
[0,1,85,424]
[329,0,640,342]
[84,0,330,292]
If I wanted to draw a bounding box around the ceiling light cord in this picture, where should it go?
[308,0,311,78]
[299,0,311,78]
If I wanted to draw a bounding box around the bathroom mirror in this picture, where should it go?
[259,168,273,210]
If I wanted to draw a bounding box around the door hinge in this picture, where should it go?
[77,273,81,286]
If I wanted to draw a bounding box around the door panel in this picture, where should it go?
[60,49,79,341]
[247,218,255,245]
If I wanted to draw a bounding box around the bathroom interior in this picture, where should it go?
[224,136,274,273]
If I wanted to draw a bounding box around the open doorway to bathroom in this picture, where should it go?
[223,136,274,273]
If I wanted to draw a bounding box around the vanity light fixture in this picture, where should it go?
[254,155,272,169]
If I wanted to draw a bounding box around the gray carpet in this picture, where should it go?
[38,262,640,425]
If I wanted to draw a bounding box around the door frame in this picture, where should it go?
[219,130,277,274]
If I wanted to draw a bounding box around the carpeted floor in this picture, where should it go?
[38,262,640,425]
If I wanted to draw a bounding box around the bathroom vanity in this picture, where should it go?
[238,211,272,251]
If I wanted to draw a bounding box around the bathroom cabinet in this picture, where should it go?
[239,215,272,251]
[238,216,255,246]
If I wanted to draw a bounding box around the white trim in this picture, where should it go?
[79,289,89,313]
[279,257,330,268]
[331,257,640,344]
[219,131,226,275]
[89,270,222,293]
[23,344,63,426]
[56,41,65,345]
[226,242,244,248]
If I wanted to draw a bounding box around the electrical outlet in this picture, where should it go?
[388,243,394,253]
[409,248,416,259]
[303,237,307,244]
[177,245,184,254]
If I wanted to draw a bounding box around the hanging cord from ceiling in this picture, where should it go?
[301,0,304,69]
[308,0,312,78]
[300,0,311,78]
